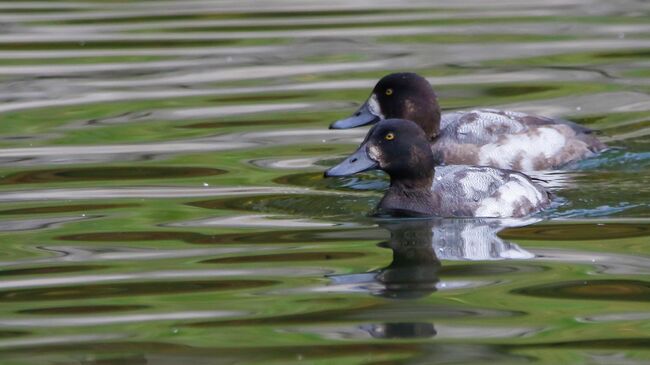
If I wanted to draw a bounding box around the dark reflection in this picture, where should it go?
[0,166,226,185]
[79,354,148,365]
[4,337,650,364]
[0,330,28,339]
[374,220,442,299]
[596,49,650,59]
[441,262,546,276]
[58,230,210,244]
[0,203,138,216]
[187,193,375,217]
[18,304,149,315]
[59,8,406,25]
[362,322,437,339]
[513,279,650,302]
[58,228,380,245]
[273,171,388,191]
[0,280,277,302]
[501,222,650,241]
[187,300,519,328]
[0,265,107,277]
[482,85,557,97]
[0,39,250,51]
[0,340,532,364]
[201,251,365,264]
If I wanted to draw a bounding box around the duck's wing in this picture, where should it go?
[444,108,603,144]
[432,165,552,218]
[436,109,606,169]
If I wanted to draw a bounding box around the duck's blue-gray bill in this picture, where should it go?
[329,102,380,129]
[324,145,378,177]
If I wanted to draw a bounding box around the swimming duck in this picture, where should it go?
[324,119,552,218]
[330,72,605,170]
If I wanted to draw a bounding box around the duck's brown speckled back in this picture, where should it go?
[435,109,606,170]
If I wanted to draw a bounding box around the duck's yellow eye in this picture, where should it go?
[385,132,395,141]
[385,88,393,96]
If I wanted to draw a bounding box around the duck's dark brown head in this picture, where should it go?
[330,73,441,140]
[325,119,436,186]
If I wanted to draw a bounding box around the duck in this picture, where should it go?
[330,72,606,170]
[324,119,552,218]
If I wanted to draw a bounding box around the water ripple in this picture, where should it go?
[0,0,648,361]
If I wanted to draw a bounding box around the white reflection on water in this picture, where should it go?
[0,215,96,232]
[0,46,280,59]
[495,91,650,119]
[0,311,241,328]
[0,268,328,291]
[0,128,363,166]
[579,312,650,323]
[534,248,650,275]
[287,323,540,341]
[0,186,356,202]
[250,157,324,170]
[83,60,390,87]
[168,214,335,228]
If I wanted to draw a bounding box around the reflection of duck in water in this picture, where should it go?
[329,218,535,299]
[374,219,441,299]
[431,218,536,261]
[361,321,437,340]
[364,220,440,339]
[329,218,535,340]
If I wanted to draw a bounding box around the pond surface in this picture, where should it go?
[0,0,649,364]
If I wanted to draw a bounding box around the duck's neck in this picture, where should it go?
[401,95,441,141]
[391,175,433,190]
[377,175,438,217]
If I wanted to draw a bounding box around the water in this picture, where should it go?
[0,0,649,364]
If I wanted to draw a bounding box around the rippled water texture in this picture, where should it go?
[0,1,649,364]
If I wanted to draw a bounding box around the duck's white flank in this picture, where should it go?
[478,127,567,170]
[433,165,550,218]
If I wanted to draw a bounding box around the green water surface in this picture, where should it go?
[0,1,648,364]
